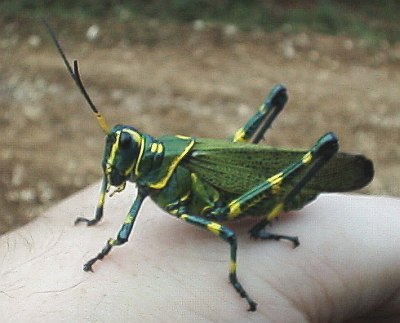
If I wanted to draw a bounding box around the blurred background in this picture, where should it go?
[0,0,399,235]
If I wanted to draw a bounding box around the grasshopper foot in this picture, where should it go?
[83,239,114,272]
[229,273,258,311]
[250,229,300,248]
[74,217,99,226]
[83,258,98,272]
[248,300,258,312]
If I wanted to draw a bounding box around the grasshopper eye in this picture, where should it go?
[119,132,132,149]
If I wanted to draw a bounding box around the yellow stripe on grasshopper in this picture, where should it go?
[267,172,283,186]
[258,103,267,112]
[149,140,194,189]
[207,222,222,235]
[267,202,284,221]
[150,142,164,154]
[134,136,146,176]
[106,131,121,167]
[229,260,237,274]
[228,201,242,219]
[267,172,283,194]
[175,135,191,140]
[107,129,142,168]
[97,190,106,208]
[105,129,142,177]
[108,238,117,246]
[150,143,158,153]
[233,128,246,142]
[302,152,313,165]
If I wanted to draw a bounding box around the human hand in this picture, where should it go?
[1,183,399,322]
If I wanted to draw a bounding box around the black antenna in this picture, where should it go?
[43,19,110,133]
[72,59,99,115]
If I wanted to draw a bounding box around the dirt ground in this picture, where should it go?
[1,19,399,235]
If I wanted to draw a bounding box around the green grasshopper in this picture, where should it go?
[46,23,374,311]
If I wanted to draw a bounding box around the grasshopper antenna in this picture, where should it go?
[43,19,111,134]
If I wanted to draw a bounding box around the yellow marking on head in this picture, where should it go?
[207,222,222,235]
[267,202,284,221]
[233,128,246,142]
[228,201,242,219]
[106,131,121,167]
[123,129,142,142]
[105,164,112,175]
[157,143,163,154]
[229,260,237,274]
[180,214,189,220]
[120,129,142,176]
[134,136,146,176]
[106,129,143,177]
[302,152,312,164]
[105,165,113,188]
[96,113,111,134]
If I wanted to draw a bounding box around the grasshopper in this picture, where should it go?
[46,23,374,311]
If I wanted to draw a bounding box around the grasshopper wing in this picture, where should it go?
[183,138,373,196]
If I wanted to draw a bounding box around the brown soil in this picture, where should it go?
[1,19,399,235]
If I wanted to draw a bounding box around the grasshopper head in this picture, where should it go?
[44,23,142,191]
[102,125,142,187]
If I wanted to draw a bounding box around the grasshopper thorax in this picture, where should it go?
[103,125,142,188]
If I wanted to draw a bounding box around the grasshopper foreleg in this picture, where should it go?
[75,176,108,226]
[83,238,114,272]
[82,190,147,271]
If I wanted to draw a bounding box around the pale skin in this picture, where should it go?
[0,183,399,322]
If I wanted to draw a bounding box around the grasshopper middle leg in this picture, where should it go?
[172,210,257,311]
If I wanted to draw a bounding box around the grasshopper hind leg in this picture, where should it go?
[248,133,339,246]
[232,84,288,143]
